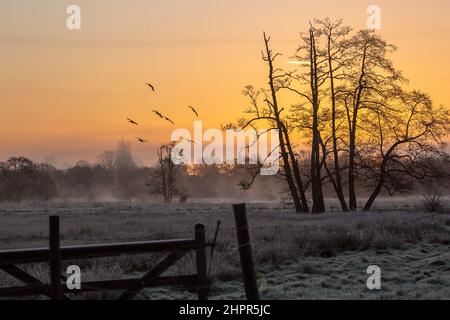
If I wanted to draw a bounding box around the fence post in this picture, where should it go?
[195,224,209,300]
[49,215,62,300]
[233,203,260,300]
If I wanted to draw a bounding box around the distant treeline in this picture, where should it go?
[0,141,283,203]
[0,150,447,205]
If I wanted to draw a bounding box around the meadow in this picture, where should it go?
[0,199,449,299]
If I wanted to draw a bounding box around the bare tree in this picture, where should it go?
[286,23,329,213]
[360,90,449,210]
[316,18,351,211]
[338,30,404,210]
[234,33,309,213]
[97,150,115,171]
[0,157,36,205]
[154,142,179,203]
[423,190,444,213]
[232,21,449,213]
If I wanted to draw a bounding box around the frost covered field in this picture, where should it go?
[0,200,449,300]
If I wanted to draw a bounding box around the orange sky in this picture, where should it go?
[1,0,449,167]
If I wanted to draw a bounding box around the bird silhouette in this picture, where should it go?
[163,116,174,124]
[152,110,163,118]
[188,106,199,117]
[136,137,148,143]
[152,110,174,124]
[127,118,139,125]
[145,83,155,91]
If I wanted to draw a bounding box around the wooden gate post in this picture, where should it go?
[195,224,209,300]
[49,215,62,300]
[233,203,260,300]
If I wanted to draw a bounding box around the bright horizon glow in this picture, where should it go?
[286,60,310,65]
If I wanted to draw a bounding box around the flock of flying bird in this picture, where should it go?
[126,83,200,143]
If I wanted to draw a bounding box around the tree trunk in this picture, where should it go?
[282,125,309,212]
[327,36,348,212]
[263,33,304,213]
[348,126,357,210]
[279,132,303,212]
[363,142,400,211]
[348,45,367,211]
[309,28,325,213]
[363,163,386,211]
[158,146,168,203]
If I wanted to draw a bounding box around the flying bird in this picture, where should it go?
[152,110,164,118]
[152,110,175,124]
[145,83,155,91]
[188,106,199,117]
[163,116,174,124]
[136,137,148,143]
[127,118,138,125]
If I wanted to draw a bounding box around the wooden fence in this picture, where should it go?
[0,216,210,300]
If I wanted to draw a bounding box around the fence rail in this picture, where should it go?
[0,238,200,266]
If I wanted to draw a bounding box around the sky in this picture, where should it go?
[0,0,449,167]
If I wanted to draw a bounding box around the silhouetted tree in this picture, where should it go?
[360,90,449,210]
[230,33,309,213]
[316,18,351,211]
[97,150,115,171]
[0,157,36,204]
[234,19,449,212]
[151,142,180,203]
[339,30,403,210]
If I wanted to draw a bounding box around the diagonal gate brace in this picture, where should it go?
[0,264,71,300]
[116,250,187,300]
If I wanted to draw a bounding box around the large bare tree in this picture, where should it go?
[235,33,309,213]
[234,20,449,213]
[337,30,404,210]
[316,19,351,212]
[359,90,449,210]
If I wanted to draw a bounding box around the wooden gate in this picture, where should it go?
[0,216,210,300]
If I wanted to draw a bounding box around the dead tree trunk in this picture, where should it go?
[263,33,304,213]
